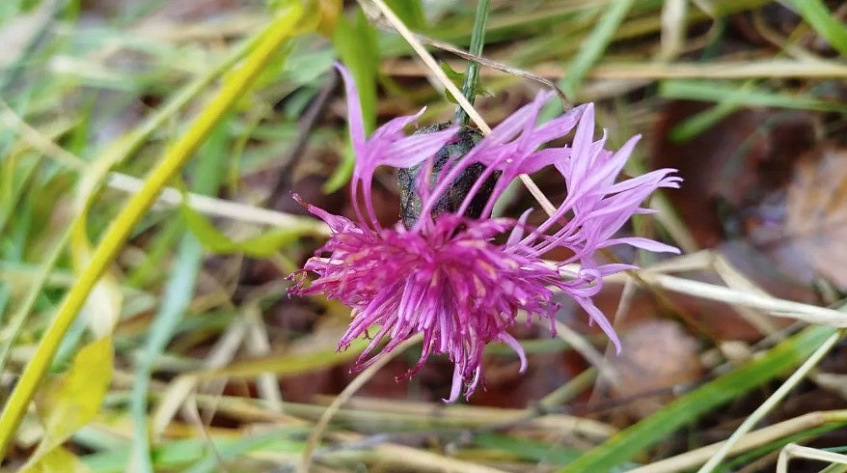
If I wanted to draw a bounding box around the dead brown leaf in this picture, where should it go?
[606,320,702,418]
[754,146,847,290]
[652,101,816,248]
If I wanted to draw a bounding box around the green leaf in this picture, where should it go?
[441,61,465,85]
[440,61,494,105]
[323,145,355,193]
[333,7,378,134]
[385,0,426,29]
[558,326,837,472]
[441,61,465,105]
[23,337,113,471]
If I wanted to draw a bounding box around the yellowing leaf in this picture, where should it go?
[25,337,113,469]
[22,447,92,473]
[71,215,122,338]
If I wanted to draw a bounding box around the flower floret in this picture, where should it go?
[290,63,681,401]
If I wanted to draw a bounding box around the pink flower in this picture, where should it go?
[291,64,681,402]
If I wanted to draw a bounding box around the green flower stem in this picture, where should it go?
[0,4,303,457]
[454,0,490,125]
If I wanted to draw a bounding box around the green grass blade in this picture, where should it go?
[82,428,308,473]
[474,433,583,465]
[661,80,847,112]
[128,122,228,473]
[0,226,72,372]
[180,202,317,258]
[560,0,635,99]
[784,0,847,57]
[558,325,837,472]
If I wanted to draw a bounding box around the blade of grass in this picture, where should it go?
[557,325,838,472]
[82,428,309,473]
[783,0,847,57]
[473,433,584,466]
[0,3,305,457]
[0,226,72,372]
[661,80,847,113]
[697,329,844,472]
[129,122,228,472]
[179,203,312,258]
[559,0,635,99]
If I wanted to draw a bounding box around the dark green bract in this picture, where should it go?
[398,124,499,229]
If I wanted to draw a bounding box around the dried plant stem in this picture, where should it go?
[383,59,847,80]
[630,410,847,473]
[697,330,844,473]
[629,272,847,327]
[298,334,424,473]
[778,444,847,473]
[372,443,510,473]
[107,173,329,235]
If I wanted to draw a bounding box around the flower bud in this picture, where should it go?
[398,124,499,229]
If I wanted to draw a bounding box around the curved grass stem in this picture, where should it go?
[0,4,304,457]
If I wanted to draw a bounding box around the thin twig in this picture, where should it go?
[267,70,339,206]
[298,334,424,473]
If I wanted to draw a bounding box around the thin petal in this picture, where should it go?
[334,63,366,154]
[382,127,458,168]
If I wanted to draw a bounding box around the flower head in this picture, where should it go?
[291,64,681,402]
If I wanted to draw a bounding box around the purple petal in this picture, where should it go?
[334,63,366,155]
